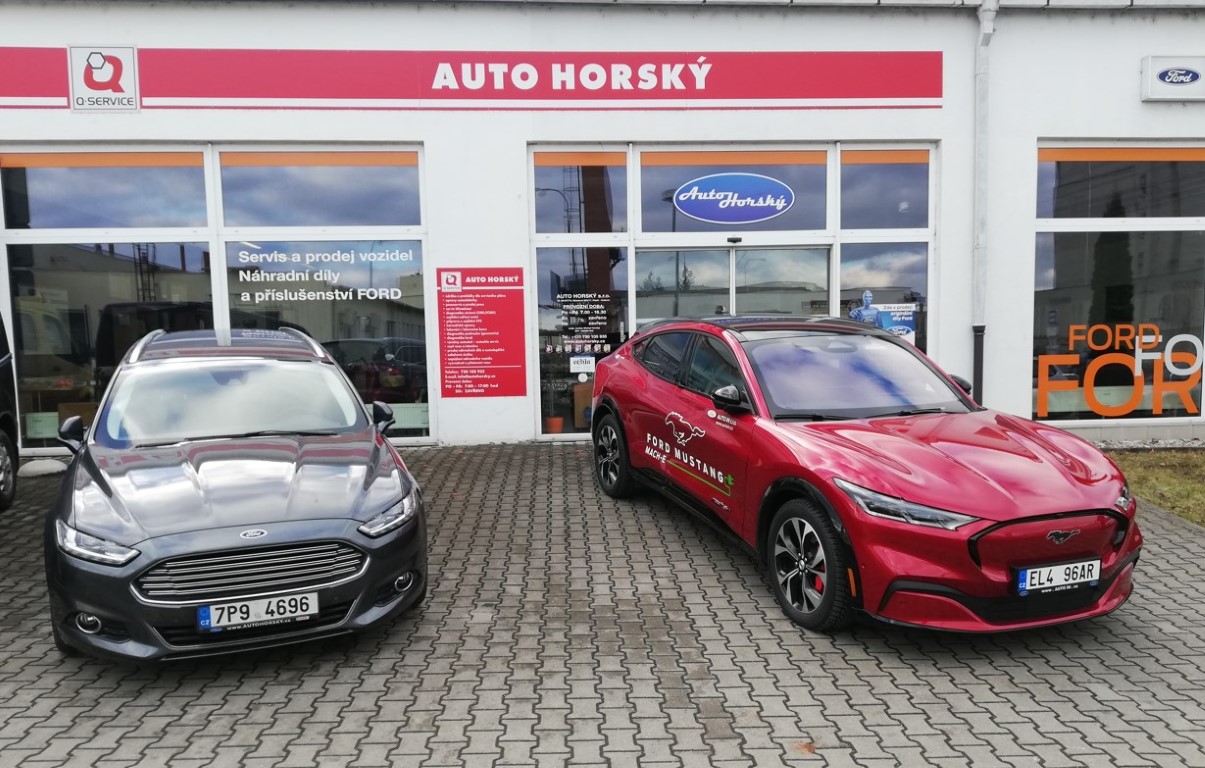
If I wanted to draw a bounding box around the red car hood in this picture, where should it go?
[778,409,1126,522]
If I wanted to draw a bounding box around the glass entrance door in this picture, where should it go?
[634,247,829,328]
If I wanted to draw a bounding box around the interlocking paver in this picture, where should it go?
[1,444,1205,767]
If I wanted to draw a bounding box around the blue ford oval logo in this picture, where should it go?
[1158,68,1201,85]
[673,173,795,225]
[240,529,267,539]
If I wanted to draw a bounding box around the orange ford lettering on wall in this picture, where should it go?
[1036,323,1203,417]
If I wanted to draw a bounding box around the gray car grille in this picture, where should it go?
[135,542,366,603]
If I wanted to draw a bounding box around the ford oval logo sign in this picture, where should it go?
[240,529,267,539]
[1158,68,1201,85]
[673,173,794,225]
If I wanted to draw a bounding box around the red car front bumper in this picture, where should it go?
[846,504,1143,632]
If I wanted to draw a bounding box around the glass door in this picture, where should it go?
[635,246,829,328]
[634,249,729,327]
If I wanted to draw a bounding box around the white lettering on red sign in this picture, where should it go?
[431,57,713,93]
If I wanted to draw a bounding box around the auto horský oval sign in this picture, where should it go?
[673,173,795,225]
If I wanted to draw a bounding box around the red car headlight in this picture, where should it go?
[834,479,980,531]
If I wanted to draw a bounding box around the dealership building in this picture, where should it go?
[1,0,1204,453]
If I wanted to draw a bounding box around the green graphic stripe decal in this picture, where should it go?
[668,459,734,497]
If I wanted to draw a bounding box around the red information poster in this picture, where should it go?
[438,268,527,398]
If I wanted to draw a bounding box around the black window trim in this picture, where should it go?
[635,330,693,386]
[682,330,749,400]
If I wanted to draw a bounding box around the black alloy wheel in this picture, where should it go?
[594,413,635,498]
[767,498,852,631]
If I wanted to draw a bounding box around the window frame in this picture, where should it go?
[635,330,693,385]
[682,331,747,399]
[0,142,430,454]
[1033,142,1205,426]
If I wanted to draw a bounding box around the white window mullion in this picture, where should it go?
[829,144,842,317]
[204,144,230,337]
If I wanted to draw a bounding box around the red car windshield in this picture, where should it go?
[742,331,970,420]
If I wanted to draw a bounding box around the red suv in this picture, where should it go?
[590,316,1142,633]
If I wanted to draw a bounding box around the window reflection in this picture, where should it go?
[840,151,929,229]
[6,242,211,447]
[1038,157,1205,219]
[635,250,729,324]
[533,156,627,233]
[735,248,828,317]
[537,247,628,434]
[0,153,206,229]
[1032,231,1205,420]
[224,240,428,437]
[220,152,420,227]
[840,242,928,351]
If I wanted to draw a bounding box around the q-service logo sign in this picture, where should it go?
[673,173,795,225]
[69,47,138,111]
[1158,68,1202,85]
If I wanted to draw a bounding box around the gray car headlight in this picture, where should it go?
[358,484,420,538]
[56,520,141,565]
[834,479,979,531]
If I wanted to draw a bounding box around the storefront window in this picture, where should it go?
[534,152,627,233]
[1033,231,1205,420]
[7,242,211,447]
[1037,149,1205,219]
[737,248,829,317]
[840,150,930,229]
[0,152,206,229]
[220,151,421,227]
[537,247,628,434]
[840,243,928,351]
[635,250,729,324]
[226,240,428,437]
[640,151,826,232]
[1034,147,1205,422]
[635,247,830,325]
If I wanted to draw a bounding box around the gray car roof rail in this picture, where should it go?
[127,329,168,364]
[277,326,328,358]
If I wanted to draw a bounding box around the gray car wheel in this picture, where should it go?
[0,431,16,512]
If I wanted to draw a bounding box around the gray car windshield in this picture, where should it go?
[96,359,366,447]
[743,332,969,420]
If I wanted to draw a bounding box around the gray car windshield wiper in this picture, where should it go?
[129,430,340,447]
[215,429,342,438]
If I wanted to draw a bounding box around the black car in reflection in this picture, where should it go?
[44,328,428,661]
[322,337,428,404]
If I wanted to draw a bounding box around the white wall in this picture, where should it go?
[2,1,978,444]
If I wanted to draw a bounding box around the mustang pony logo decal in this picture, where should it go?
[1046,529,1081,545]
[665,412,705,446]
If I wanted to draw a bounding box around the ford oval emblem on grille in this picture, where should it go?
[240,529,268,539]
[1158,68,1201,85]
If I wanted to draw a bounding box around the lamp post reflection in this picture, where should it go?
[536,187,573,233]
[661,188,678,232]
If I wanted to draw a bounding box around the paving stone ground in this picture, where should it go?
[1,443,1204,767]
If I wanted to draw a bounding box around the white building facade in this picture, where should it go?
[1,0,1203,452]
